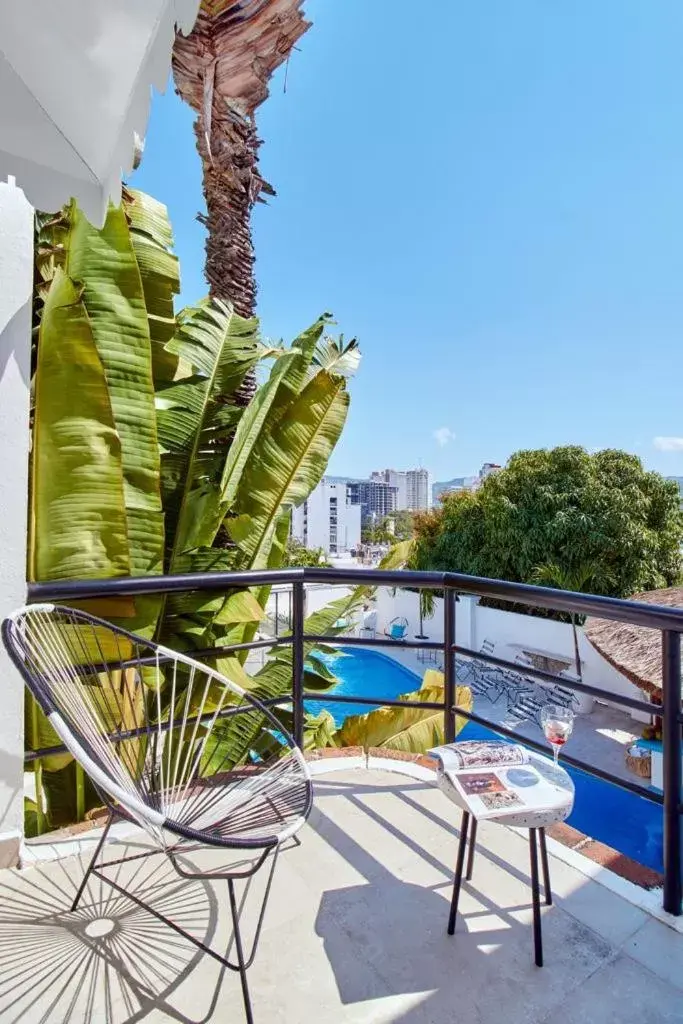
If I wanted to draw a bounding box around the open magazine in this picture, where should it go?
[429,740,529,772]
[429,741,567,820]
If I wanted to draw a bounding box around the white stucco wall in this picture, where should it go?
[372,586,649,722]
[0,178,32,866]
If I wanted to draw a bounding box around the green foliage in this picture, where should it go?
[362,510,415,545]
[412,446,683,599]
[285,539,331,567]
[31,269,130,583]
[389,510,416,541]
[28,192,360,831]
[335,670,472,753]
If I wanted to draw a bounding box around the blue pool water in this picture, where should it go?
[307,646,664,873]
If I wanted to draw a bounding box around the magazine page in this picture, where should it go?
[429,740,529,772]
[445,761,566,820]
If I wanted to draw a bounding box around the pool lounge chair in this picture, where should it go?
[384,617,408,641]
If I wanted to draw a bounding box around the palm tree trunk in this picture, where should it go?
[193,104,271,405]
[196,107,269,322]
[172,3,311,406]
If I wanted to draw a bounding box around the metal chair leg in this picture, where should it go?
[229,878,254,1024]
[539,828,552,906]
[448,811,470,935]
[529,828,543,967]
[71,812,114,912]
[466,817,477,881]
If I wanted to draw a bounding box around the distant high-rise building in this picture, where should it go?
[348,479,398,522]
[371,469,408,509]
[371,467,430,511]
[406,468,430,510]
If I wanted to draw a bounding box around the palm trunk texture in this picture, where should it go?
[173,1,311,404]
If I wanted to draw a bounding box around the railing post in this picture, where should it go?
[292,581,305,750]
[662,629,682,916]
[444,588,456,744]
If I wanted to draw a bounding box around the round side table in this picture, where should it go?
[436,743,574,967]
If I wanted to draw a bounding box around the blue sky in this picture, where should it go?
[132,0,683,484]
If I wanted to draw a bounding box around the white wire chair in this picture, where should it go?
[2,603,313,1024]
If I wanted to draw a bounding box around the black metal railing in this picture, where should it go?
[26,566,683,916]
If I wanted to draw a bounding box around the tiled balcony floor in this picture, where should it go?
[1,765,681,1023]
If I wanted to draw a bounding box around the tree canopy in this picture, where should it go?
[411,447,683,598]
[285,539,331,568]
[361,510,415,545]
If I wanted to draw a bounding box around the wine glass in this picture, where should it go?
[540,704,574,766]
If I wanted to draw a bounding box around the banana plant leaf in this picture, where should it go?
[30,268,130,583]
[64,201,164,579]
[228,370,350,566]
[270,313,334,405]
[156,299,261,565]
[337,678,472,753]
[25,692,72,773]
[234,509,293,665]
[123,187,181,384]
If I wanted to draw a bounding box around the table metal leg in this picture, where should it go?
[539,828,552,906]
[448,811,470,936]
[466,817,477,881]
[529,828,543,967]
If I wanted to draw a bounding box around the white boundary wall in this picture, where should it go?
[370,587,648,722]
[0,179,32,866]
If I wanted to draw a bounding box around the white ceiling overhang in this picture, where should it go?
[0,0,200,224]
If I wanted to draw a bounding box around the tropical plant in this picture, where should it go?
[531,561,615,677]
[417,589,435,638]
[331,670,472,753]
[28,190,360,828]
[412,446,683,604]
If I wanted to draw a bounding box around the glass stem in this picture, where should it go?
[553,744,560,766]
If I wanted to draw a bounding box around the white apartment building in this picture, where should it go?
[291,479,361,555]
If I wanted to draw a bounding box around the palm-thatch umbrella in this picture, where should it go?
[584,586,683,704]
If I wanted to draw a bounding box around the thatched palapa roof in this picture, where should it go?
[584,586,683,702]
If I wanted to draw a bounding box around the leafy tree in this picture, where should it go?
[361,510,415,545]
[411,446,683,600]
[389,510,416,541]
[285,539,331,568]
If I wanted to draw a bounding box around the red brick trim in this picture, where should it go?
[24,747,666,892]
[305,746,364,761]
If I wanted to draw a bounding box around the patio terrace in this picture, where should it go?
[2,761,681,1023]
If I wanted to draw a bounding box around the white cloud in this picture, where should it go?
[433,427,456,448]
[653,436,683,452]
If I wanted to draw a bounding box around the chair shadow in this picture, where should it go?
[0,837,231,1024]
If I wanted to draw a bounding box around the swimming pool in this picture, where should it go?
[307,646,664,873]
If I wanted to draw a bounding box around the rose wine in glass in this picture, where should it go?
[540,705,574,765]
